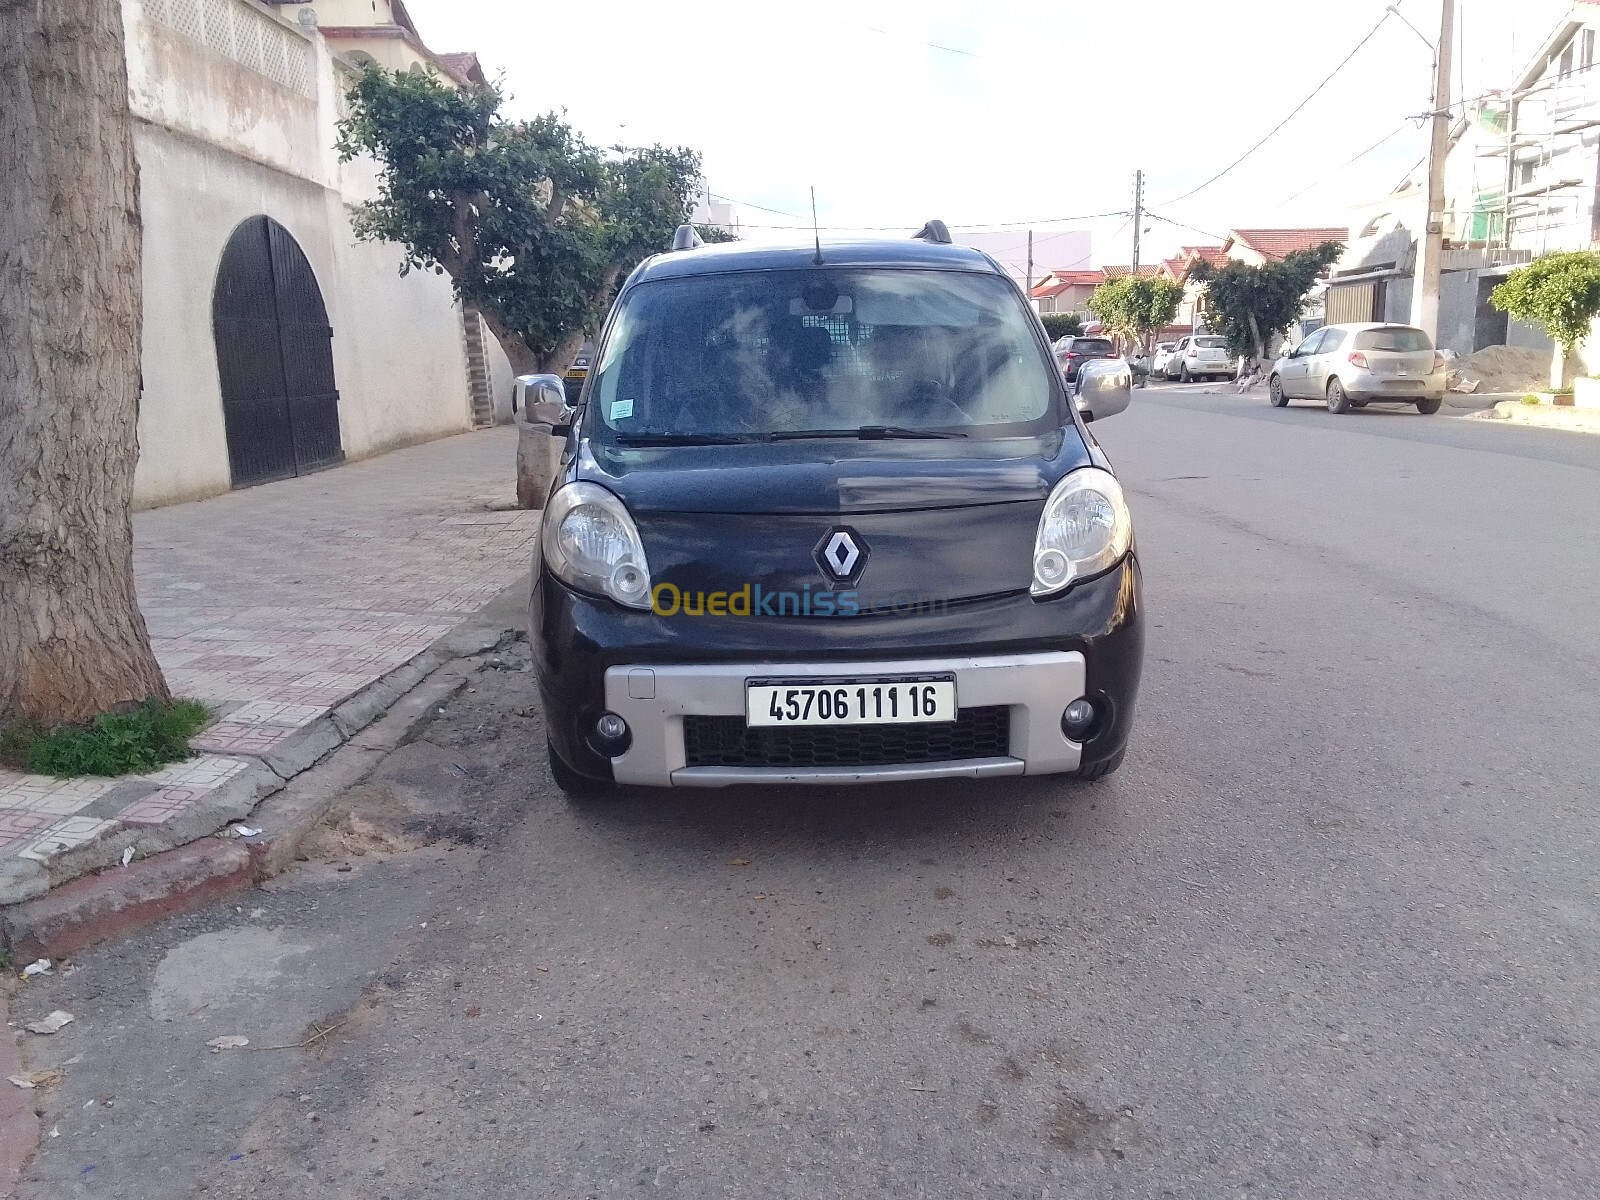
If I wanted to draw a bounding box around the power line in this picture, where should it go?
[1142,211,1229,244]
[722,208,1132,233]
[1275,120,1420,205]
[1158,7,1397,208]
[835,17,981,59]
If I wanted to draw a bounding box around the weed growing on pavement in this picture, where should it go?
[1,698,210,778]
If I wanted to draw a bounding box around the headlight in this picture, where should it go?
[1031,467,1133,597]
[542,482,653,609]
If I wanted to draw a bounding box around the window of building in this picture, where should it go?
[1583,28,1596,69]
[1559,43,1575,77]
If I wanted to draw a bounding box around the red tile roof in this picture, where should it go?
[1101,265,1161,279]
[1225,228,1347,261]
[435,52,486,84]
[1180,245,1230,269]
[1030,269,1104,297]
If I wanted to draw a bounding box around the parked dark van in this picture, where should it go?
[521,223,1145,796]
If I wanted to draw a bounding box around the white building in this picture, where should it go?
[1327,1,1600,359]
[124,0,512,509]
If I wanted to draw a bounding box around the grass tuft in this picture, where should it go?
[1,698,210,778]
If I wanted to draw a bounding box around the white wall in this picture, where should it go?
[124,0,475,508]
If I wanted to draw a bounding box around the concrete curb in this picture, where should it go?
[0,659,477,965]
[0,841,254,964]
[244,660,473,881]
[1468,400,1600,435]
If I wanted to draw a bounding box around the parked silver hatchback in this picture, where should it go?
[1268,323,1447,414]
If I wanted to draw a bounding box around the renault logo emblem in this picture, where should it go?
[813,526,870,586]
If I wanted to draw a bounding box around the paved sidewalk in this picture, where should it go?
[0,428,536,901]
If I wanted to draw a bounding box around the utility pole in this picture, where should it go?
[1410,0,1455,341]
[1131,170,1144,274]
[1026,229,1033,304]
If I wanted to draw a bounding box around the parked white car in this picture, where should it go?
[1150,341,1177,378]
[1167,333,1233,382]
[1267,322,1447,414]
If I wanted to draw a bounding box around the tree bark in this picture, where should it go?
[0,0,169,725]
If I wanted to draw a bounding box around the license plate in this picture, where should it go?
[745,676,957,727]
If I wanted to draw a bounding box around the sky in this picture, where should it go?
[405,0,1573,269]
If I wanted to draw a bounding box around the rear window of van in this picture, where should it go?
[1354,327,1431,352]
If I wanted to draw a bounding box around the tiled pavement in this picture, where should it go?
[0,428,537,886]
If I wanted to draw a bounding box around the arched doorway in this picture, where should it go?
[212,216,343,487]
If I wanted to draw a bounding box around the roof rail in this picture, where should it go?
[913,220,952,244]
[671,224,704,252]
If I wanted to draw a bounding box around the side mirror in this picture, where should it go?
[514,373,575,434]
[1074,358,1132,422]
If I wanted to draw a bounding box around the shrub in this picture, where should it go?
[1040,312,1084,340]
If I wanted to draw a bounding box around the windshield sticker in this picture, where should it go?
[609,398,635,421]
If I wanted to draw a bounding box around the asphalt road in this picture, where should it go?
[15,384,1600,1199]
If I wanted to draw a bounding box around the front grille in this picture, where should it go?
[681,706,1011,769]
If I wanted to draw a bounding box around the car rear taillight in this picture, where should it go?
[1347,352,1370,369]
[1433,351,1446,371]
[1064,352,1079,359]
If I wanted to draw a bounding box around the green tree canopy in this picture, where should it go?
[337,68,703,375]
[1040,312,1084,340]
[1085,276,1184,351]
[694,223,738,243]
[1491,251,1600,360]
[1188,242,1344,362]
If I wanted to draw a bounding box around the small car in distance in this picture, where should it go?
[1149,342,1176,378]
[1052,334,1117,382]
[1267,323,1446,414]
[1168,333,1233,382]
[524,223,1145,797]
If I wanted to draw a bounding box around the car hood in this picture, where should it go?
[575,431,1095,606]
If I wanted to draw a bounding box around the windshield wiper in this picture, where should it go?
[613,432,758,447]
[769,426,966,441]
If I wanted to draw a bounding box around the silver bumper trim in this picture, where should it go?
[603,650,1086,787]
[671,757,1025,788]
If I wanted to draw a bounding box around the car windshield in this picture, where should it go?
[587,268,1058,441]
[1355,327,1431,352]
[1070,339,1114,354]
[1194,336,1228,349]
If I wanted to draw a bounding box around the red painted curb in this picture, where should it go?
[0,841,252,963]
[0,996,39,1199]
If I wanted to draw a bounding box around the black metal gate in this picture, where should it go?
[212,216,343,487]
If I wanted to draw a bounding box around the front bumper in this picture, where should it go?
[605,651,1084,786]
[531,556,1144,788]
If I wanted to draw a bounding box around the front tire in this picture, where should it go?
[547,744,616,801]
[1417,397,1443,414]
[1269,375,1288,407]
[1326,378,1352,414]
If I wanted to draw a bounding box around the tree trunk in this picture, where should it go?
[0,0,169,725]
[536,328,588,377]
[1246,314,1266,369]
[475,308,541,377]
[1552,342,1573,391]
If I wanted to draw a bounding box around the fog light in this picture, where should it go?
[1061,698,1096,740]
[589,711,632,758]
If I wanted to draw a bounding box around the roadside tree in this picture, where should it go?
[1086,277,1184,354]
[1040,312,1084,340]
[338,69,703,376]
[1,0,171,728]
[1490,251,1600,388]
[1188,242,1343,366]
